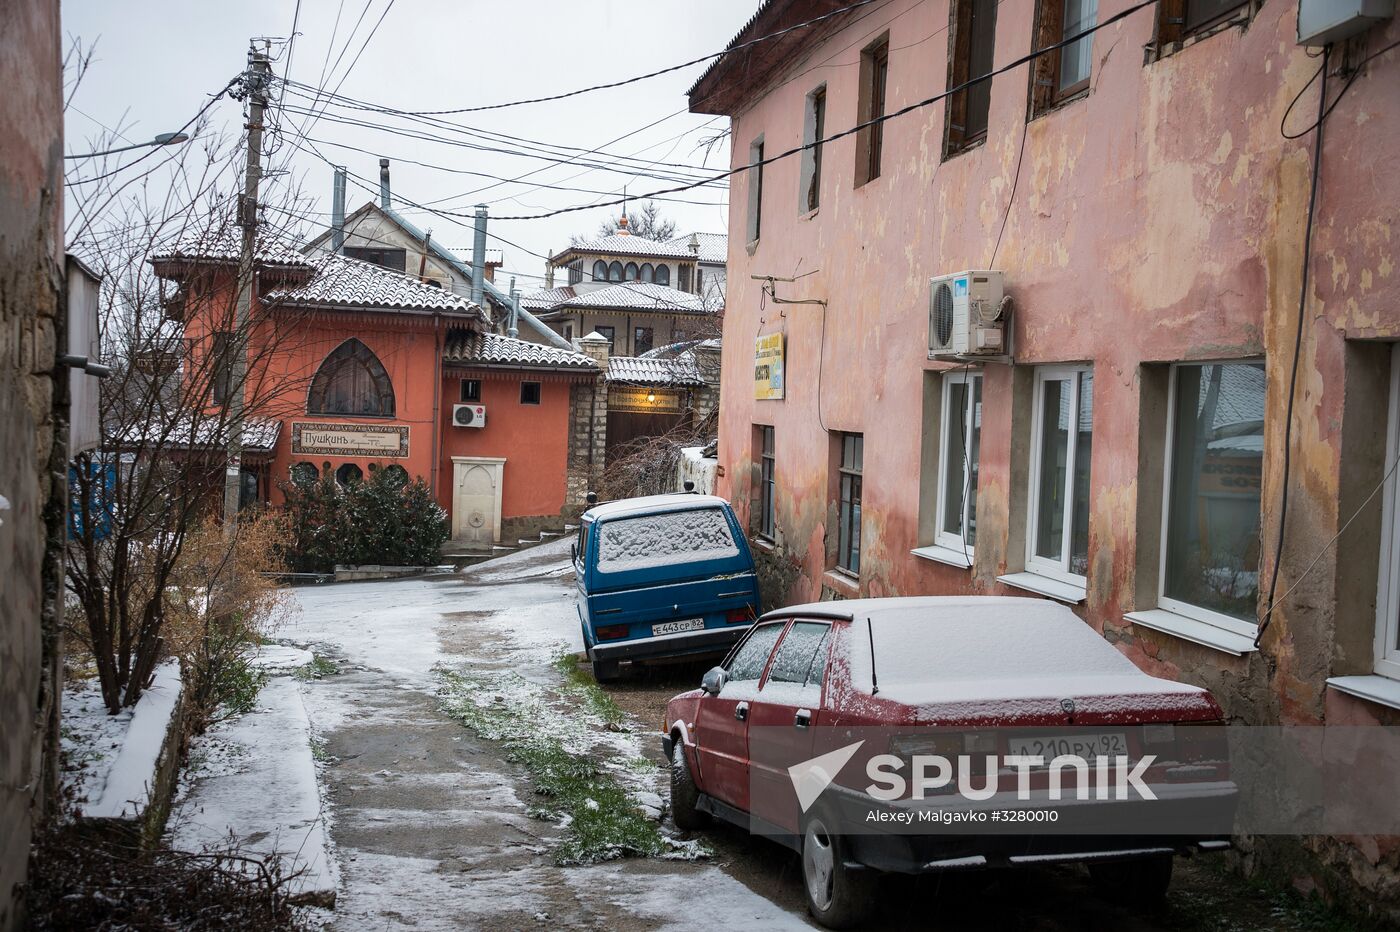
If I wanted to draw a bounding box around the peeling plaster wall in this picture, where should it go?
[0,0,64,927]
[714,0,1399,908]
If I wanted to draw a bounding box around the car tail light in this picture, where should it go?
[726,609,752,624]
[596,624,629,641]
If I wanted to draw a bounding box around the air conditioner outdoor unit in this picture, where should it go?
[928,270,1007,359]
[452,403,487,428]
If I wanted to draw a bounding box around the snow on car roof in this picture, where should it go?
[584,493,729,521]
[802,597,1207,710]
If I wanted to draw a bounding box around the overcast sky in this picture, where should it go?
[63,0,756,289]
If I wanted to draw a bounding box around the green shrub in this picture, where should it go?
[280,466,448,572]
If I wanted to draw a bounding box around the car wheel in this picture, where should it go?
[800,808,874,929]
[591,658,622,682]
[668,737,709,830]
[1088,853,1174,905]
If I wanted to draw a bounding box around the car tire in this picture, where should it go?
[668,737,709,830]
[800,807,875,929]
[1088,853,1174,905]
[591,658,622,683]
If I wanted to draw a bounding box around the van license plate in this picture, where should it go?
[653,618,704,636]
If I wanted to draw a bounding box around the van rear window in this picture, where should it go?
[597,508,739,573]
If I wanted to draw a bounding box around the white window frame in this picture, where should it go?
[1155,360,1262,640]
[1375,345,1400,679]
[1026,365,1092,586]
[935,370,981,555]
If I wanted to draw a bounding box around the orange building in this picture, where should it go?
[152,232,604,549]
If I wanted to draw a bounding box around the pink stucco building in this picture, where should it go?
[693,0,1400,910]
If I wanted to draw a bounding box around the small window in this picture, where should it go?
[937,371,982,553]
[291,461,319,486]
[757,425,776,541]
[520,381,542,405]
[746,137,764,243]
[1159,361,1264,634]
[595,325,615,350]
[564,323,574,341]
[624,261,639,281]
[381,464,410,486]
[343,245,407,272]
[633,327,654,355]
[335,463,363,486]
[460,379,481,402]
[640,263,654,283]
[592,260,608,281]
[1027,366,1093,583]
[608,261,624,282]
[1376,345,1400,679]
[1031,0,1097,115]
[945,0,998,157]
[855,37,889,187]
[800,86,826,213]
[1157,0,1247,43]
[654,264,670,287]
[210,332,233,406]
[679,265,693,293]
[836,433,864,575]
[765,622,831,687]
[725,623,785,683]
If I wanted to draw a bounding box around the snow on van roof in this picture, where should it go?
[800,597,1207,711]
[584,493,729,521]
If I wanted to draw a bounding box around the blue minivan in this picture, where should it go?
[574,493,761,682]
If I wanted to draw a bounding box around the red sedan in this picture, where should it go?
[662,597,1235,928]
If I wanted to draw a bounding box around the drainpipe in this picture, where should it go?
[379,158,391,210]
[470,204,488,311]
[331,166,346,252]
[508,276,520,338]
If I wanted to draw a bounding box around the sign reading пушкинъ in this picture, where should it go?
[291,422,409,457]
[755,332,785,400]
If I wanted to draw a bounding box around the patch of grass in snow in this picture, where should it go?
[551,648,626,728]
[293,653,340,681]
[437,667,664,864]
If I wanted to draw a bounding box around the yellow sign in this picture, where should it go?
[609,386,683,414]
[754,332,785,400]
[291,422,409,457]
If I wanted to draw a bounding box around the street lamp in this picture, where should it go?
[65,131,192,160]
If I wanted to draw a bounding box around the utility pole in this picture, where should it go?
[222,41,272,531]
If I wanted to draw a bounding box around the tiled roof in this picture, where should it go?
[151,228,312,271]
[668,232,728,264]
[520,286,576,311]
[552,233,695,262]
[117,416,281,455]
[558,282,710,314]
[443,330,599,371]
[264,252,486,318]
[449,248,504,266]
[607,355,704,386]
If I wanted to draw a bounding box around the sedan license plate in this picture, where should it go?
[1007,732,1129,758]
[652,618,704,636]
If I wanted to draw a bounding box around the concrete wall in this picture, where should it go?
[707,0,1400,910]
[0,0,64,926]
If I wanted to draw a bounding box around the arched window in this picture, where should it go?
[307,339,395,417]
[291,462,319,486]
[624,262,639,281]
[335,463,363,486]
[654,264,670,286]
[639,263,654,283]
[608,261,624,282]
[592,260,608,281]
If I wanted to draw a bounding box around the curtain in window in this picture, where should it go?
[307,339,396,417]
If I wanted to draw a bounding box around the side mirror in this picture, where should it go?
[701,666,727,695]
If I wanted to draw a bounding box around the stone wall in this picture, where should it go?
[566,335,609,502]
[0,0,64,927]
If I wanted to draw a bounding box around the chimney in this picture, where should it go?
[545,251,554,289]
[331,166,347,252]
[379,158,391,209]
[579,331,611,368]
[508,276,520,338]
[470,204,488,310]
[688,232,700,255]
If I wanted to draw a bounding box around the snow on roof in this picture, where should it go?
[606,354,705,386]
[442,329,598,371]
[520,285,576,310]
[151,227,312,272]
[116,416,282,455]
[807,597,1208,710]
[559,282,710,314]
[553,233,695,262]
[264,252,486,318]
[584,492,728,521]
[668,231,728,264]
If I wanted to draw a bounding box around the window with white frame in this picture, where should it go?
[1373,345,1400,679]
[936,371,982,553]
[1027,366,1094,584]
[1158,361,1265,636]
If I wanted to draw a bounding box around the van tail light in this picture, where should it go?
[726,608,753,624]
[596,624,630,641]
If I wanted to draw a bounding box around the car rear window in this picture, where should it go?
[596,507,738,573]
